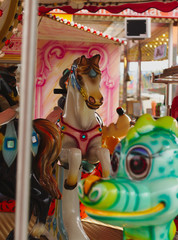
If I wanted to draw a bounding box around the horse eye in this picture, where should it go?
[77,74,83,82]
[126,146,151,180]
[111,144,121,177]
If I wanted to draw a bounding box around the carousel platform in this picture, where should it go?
[0,212,177,240]
[82,218,123,240]
[0,212,123,240]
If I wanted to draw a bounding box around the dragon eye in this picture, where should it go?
[126,146,151,180]
[111,144,121,177]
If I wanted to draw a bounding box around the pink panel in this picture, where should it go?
[36,40,120,125]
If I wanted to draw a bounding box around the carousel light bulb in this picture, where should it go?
[0,51,5,58]
[12,28,18,35]
[77,24,81,28]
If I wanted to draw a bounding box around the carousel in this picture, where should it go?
[0,1,177,240]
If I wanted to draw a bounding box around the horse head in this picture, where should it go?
[0,66,19,108]
[70,54,103,110]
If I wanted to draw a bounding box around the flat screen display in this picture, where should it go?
[125,18,151,39]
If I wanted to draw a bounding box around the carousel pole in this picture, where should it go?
[167,22,173,115]
[137,40,142,115]
[15,0,38,240]
[123,42,128,105]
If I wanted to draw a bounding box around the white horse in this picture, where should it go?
[51,54,110,240]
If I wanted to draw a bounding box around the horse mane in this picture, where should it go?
[0,67,19,109]
[57,68,70,110]
[73,55,101,75]
[0,65,18,74]
[33,119,62,199]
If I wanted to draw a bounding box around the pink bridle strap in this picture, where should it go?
[56,116,102,156]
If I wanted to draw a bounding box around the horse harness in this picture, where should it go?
[56,115,102,156]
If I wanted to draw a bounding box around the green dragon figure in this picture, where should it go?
[78,114,178,240]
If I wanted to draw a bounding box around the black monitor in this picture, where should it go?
[125,18,151,39]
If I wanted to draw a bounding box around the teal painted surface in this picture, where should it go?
[79,114,178,240]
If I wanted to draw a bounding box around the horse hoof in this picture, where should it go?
[30,223,46,238]
[64,179,77,190]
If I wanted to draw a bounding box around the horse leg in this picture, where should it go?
[61,168,89,240]
[29,174,52,239]
[60,148,82,189]
[58,148,89,240]
[87,146,110,178]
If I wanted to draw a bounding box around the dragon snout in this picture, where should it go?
[78,175,118,209]
[78,175,101,199]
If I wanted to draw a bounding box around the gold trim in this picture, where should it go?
[0,54,21,63]
[0,0,23,50]
[86,202,165,218]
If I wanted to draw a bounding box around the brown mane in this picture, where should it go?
[73,55,101,75]
[33,119,62,199]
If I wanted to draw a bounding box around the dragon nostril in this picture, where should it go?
[89,96,96,104]
[78,182,84,199]
[89,187,102,202]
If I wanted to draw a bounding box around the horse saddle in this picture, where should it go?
[0,108,17,126]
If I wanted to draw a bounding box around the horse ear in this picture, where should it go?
[91,54,100,66]
[79,55,87,65]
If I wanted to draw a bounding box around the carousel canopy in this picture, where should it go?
[38,0,178,14]
[0,0,178,58]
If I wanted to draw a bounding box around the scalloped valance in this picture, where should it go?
[38,1,178,14]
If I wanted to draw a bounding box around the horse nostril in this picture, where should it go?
[100,97,103,104]
[89,96,96,104]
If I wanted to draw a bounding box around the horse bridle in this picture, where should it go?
[70,64,88,102]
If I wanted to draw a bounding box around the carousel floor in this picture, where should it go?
[0,212,177,240]
[0,212,123,240]
[82,218,123,240]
